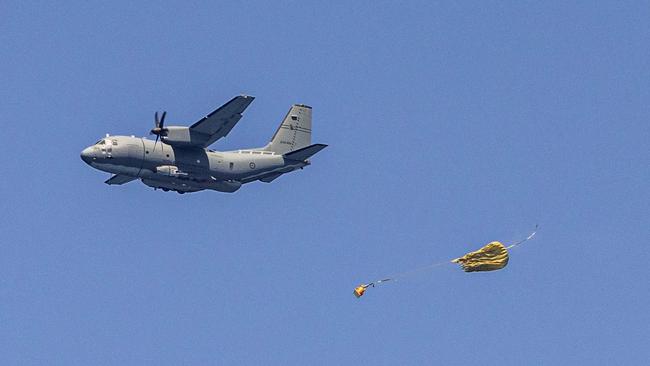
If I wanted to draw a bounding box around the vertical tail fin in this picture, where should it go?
[263,104,312,154]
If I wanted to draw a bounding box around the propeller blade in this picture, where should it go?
[151,111,167,136]
[153,135,159,152]
[160,111,167,128]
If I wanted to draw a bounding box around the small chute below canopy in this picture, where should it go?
[353,279,391,298]
[353,284,370,298]
[452,241,509,272]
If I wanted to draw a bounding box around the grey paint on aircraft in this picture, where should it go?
[80,95,327,193]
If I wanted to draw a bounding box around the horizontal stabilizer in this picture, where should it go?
[105,174,137,185]
[282,144,327,162]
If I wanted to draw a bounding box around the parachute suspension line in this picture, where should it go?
[506,225,539,250]
[370,261,450,286]
[355,260,452,297]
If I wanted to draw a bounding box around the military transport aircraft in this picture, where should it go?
[80,95,327,193]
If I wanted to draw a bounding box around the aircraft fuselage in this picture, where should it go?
[80,135,307,193]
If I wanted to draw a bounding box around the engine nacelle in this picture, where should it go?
[156,165,188,178]
[161,126,193,146]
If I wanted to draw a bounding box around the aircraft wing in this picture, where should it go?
[189,95,255,147]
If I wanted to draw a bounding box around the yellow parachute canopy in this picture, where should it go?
[452,241,509,272]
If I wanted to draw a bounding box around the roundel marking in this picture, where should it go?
[249,162,256,169]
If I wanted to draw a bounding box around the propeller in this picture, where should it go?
[150,111,167,152]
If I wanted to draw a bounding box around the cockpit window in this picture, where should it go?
[112,140,118,146]
[95,139,105,145]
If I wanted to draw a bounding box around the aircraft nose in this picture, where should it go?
[80,147,94,164]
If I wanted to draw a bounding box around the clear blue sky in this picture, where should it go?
[1,1,648,364]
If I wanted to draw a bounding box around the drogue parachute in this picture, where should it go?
[353,285,368,298]
[353,279,390,298]
[353,226,538,298]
